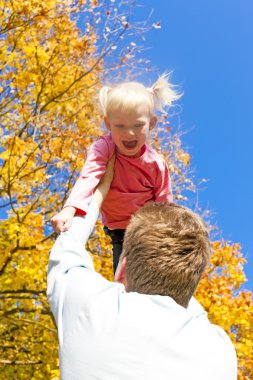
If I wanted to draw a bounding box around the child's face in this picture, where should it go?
[104,104,157,157]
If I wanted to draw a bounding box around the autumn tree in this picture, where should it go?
[0,0,152,378]
[0,0,252,379]
[196,242,253,379]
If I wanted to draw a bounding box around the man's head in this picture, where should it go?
[116,203,211,308]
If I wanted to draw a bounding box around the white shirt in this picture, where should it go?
[47,201,237,380]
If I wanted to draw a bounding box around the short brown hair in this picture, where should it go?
[122,203,211,307]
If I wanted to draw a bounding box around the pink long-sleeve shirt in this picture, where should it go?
[64,134,173,229]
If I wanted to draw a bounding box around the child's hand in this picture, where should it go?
[51,206,76,233]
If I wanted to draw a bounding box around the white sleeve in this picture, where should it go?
[47,199,99,329]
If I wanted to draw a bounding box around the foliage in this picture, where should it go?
[196,242,253,379]
[0,0,252,379]
[0,0,151,377]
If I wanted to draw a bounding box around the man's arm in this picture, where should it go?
[47,156,115,328]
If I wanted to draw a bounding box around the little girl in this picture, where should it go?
[51,74,181,272]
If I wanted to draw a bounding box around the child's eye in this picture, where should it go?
[135,124,144,128]
[115,124,124,128]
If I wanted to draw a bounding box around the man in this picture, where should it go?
[47,159,237,379]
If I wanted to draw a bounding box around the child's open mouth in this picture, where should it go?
[122,141,137,149]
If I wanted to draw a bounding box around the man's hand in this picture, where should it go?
[51,206,76,233]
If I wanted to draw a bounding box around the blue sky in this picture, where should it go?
[136,0,252,289]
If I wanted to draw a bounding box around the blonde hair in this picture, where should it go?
[122,203,211,308]
[99,73,181,117]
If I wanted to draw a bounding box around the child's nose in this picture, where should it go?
[126,128,135,137]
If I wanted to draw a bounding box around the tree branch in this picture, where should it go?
[0,359,43,365]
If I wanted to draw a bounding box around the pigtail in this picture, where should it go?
[98,86,111,116]
[150,73,182,112]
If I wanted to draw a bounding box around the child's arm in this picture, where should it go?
[154,159,173,203]
[47,156,115,329]
[51,136,114,233]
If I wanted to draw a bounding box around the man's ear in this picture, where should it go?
[149,115,157,131]
[115,256,127,286]
[104,116,111,131]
